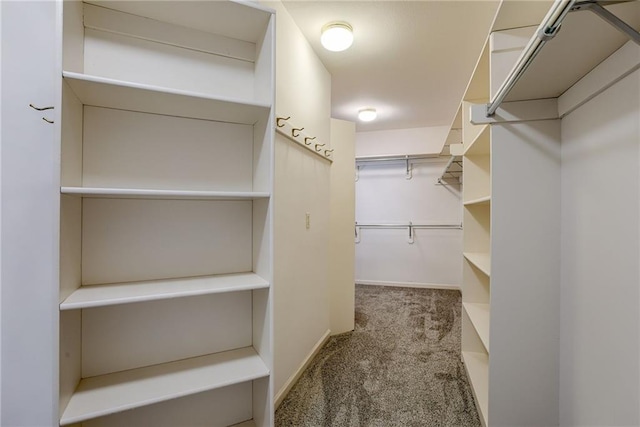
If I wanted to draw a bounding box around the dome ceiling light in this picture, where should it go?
[358,108,377,122]
[321,22,354,52]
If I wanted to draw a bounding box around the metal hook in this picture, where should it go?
[42,117,54,124]
[324,149,334,157]
[405,156,412,180]
[408,221,414,244]
[291,127,304,137]
[276,116,290,127]
[315,143,326,152]
[30,104,54,111]
[355,224,361,244]
[355,165,360,182]
[304,136,316,146]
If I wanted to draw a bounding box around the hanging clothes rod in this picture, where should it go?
[486,0,576,117]
[486,0,640,117]
[355,223,462,229]
[355,154,440,163]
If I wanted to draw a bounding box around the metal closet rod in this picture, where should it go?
[355,154,440,163]
[356,223,462,229]
[486,0,640,117]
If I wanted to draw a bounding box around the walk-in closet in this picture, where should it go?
[1,0,639,426]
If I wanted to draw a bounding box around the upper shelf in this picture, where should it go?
[59,346,269,425]
[61,187,270,201]
[501,1,640,102]
[63,72,271,124]
[60,272,269,310]
[84,0,274,44]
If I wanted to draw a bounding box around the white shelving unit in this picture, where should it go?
[455,1,640,426]
[58,1,275,426]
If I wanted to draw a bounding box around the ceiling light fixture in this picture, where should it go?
[321,22,354,52]
[358,108,377,122]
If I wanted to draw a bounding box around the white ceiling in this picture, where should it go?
[281,0,503,132]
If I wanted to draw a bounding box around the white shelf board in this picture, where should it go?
[502,1,639,102]
[464,125,490,156]
[61,187,270,200]
[230,421,257,427]
[59,346,269,425]
[464,195,491,206]
[463,252,491,277]
[63,72,271,124]
[60,272,269,310]
[462,351,489,427]
[463,303,490,352]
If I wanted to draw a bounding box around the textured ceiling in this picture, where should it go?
[281,0,502,132]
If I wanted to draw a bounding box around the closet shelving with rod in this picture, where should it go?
[455,0,640,425]
[58,1,274,426]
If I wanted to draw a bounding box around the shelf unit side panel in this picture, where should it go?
[252,116,273,194]
[81,198,253,285]
[59,310,81,420]
[82,106,254,191]
[84,29,255,102]
[489,120,561,426]
[62,0,84,73]
[82,382,253,427]
[253,14,275,107]
[81,291,253,377]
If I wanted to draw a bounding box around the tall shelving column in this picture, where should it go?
[57,2,275,426]
[460,39,491,427]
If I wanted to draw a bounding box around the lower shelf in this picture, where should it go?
[60,347,270,426]
[463,252,491,276]
[462,350,488,427]
[462,302,490,352]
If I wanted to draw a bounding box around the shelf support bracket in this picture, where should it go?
[572,1,640,46]
[405,156,412,180]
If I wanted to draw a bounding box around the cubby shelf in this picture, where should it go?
[463,302,490,352]
[463,195,491,206]
[60,272,269,310]
[63,72,271,124]
[59,346,269,426]
[61,187,270,201]
[464,125,490,156]
[462,351,489,427]
[463,252,491,277]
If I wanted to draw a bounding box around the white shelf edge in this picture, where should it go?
[229,421,257,427]
[61,187,270,200]
[462,302,490,352]
[464,195,491,206]
[59,346,269,426]
[62,71,271,124]
[464,124,490,156]
[60,272,269,310]
[462,351,489,427]
[463,252,491,277]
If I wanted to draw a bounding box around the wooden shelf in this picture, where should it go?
[60,272,269,310]
[464,195,491,206]
[61,187,270,200]
[462,351,489,427]
[464,125,490,156]
[59,346,269,425]
[463,252,491,277]
[463,303,490,352]
[63,72,271,124]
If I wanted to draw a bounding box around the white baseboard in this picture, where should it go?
[274,328,331,409]
[356,279,460,291]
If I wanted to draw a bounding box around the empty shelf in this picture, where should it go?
[59,347,269,425]
[462,351,489,427]
[463,252,491,277]
[464,125,490,156]
[63,72,271,124]
[61,187,270,200]
[464,195,491,206]
[463,303,490,352]
[60,272,269,310]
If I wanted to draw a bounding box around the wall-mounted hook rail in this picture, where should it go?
[274,113,333,163]
[276,116,290,127]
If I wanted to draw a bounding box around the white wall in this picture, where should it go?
[263,0,333,405]
[560,68,640,426]
[356,129,463,288]
[355,126,449,157]
[329,118,356,335]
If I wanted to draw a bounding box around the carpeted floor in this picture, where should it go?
[275,284,481,427]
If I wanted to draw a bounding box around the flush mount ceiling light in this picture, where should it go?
[358,108,377,122]
[321,22,353,52]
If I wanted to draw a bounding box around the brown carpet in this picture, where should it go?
[275,284,481,427]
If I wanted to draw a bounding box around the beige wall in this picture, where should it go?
[355,126,449,157]
[263,0,333,402]
[329,118,356,335]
